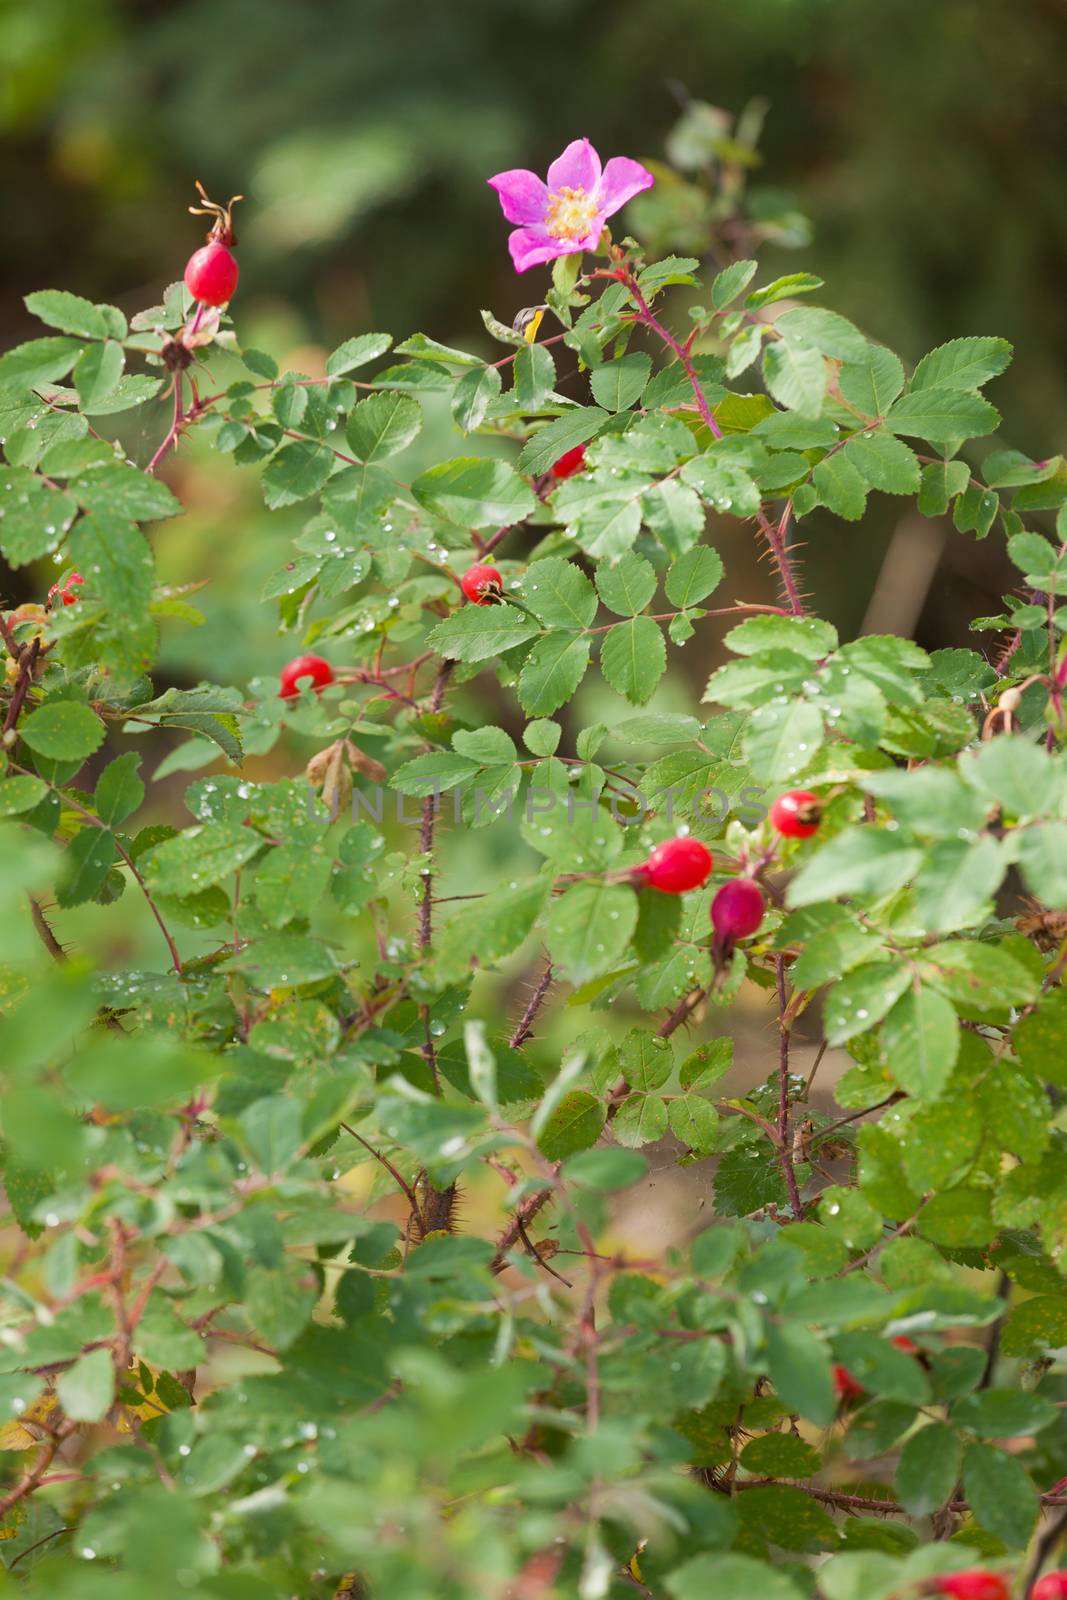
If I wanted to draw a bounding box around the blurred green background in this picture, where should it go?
[4,0,1066,996]
[5,0,1066,646]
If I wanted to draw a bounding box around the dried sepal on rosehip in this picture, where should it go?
[460,563,504,605]
[184,180,243,308]
[769,789,822,839]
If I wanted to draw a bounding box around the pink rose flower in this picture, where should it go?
[488,137,654,274]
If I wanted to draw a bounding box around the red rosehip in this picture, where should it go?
[184,240,240,307]
[1034,1575,1067,1600]
[833,1364,865,1403]
[47,571,84,608]
[550,444,586,480]
[710,878,764,941]
[639,836,712,894]
[934,1573,1010,1600]
[770,789,822,839]
[460,563,503,605]
[279,653,335,700]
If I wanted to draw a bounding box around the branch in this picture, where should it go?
[509,960,554,1050]
[618,270,723,440]
[756,503,808,618]
[775,956,804,1218]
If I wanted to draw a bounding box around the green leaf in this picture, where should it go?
[668,1094,719,1153]
[563,1148,648,1190]
[95,752,145,826]
[20,701,105,762]
[765,1320,836,1425]
[883,987,960,1099]
[837,344,905,417]
[726,614,839,659]
[25,289,121,340]
[954,1388,1058,1438]
[746,272,825,309]
[911,337,1012,392]
[450,364,502,433]
[788,829,923,906]
[0,336,82,391]
[246,1260,317,1350]
[667,1555,804,1600]
[843,430,922,494]
[427,605,539,663]
[142,821,264,896]
[262,440,335,508]
[391,751,478,796]
[665,546,724,608]
[324,332,392,376]
[536,1090,605,1160]
[589,353,651,411]
[254,846,333,927]
[56,1347,115,1424]
[518,634,591,715]
[545,881,637,983]
[613,1091,669,1148]
[895,1422,961,1516]
[595,550,657,616]
[822,962,912,1045]
[73,339,124,408]
[522,558,598,628]
[600,617,666,705]
[0,470,76,567]
[964,734,1056,818]
[886,387,1000,443]
[962,1441,1037,1549]
[347,392,422,460]
[518,407,610,475]
[762,338,827,417]
[75,464,182,521]
[813,452,868,520]
[739,1432,821,1477]
[412,456,537,528]
[70,515,155,615]
[56,826,117,908]
[511,342,557,411]
[0,776,48,815]
[711,259,759,309]
[1016,824,1067,908]
[432,879,550,984]
[743,698,823,784]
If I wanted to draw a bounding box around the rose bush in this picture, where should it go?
[0,132,1066,1599]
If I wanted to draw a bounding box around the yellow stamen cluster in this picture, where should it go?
[544,185,599,242]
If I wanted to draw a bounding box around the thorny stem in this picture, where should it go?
[509,960,554,1050]
[146,371,186,476]
[417,658,455,1097]
[775,956,804,1218]
[0,1421,80,1519]
[756,503,808,618]
[618,269,723,440]
[12,762,183,975]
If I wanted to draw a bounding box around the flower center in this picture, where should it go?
[544,185,599,242]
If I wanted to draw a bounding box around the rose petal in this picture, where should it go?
[575,216,607,252]
[487,169,550,226]
[596,157,655,217]
[507,227,577,274]
[546,137,601,195]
